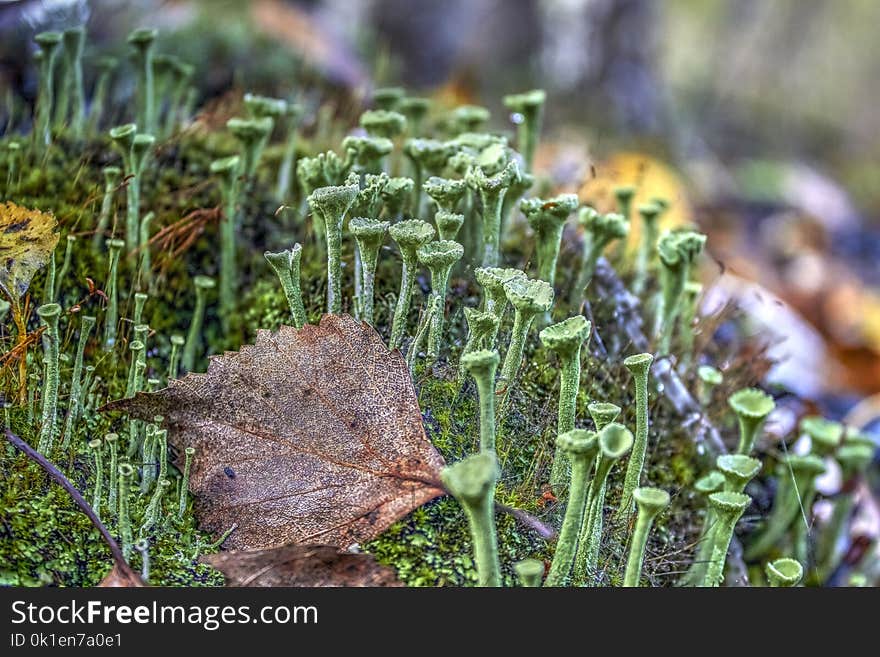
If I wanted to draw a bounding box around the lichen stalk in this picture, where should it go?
[34,32,62,150]
[468,161,519,267]
[308,184,359,315]
[514,559,544,587]
[406,296,441,373]
[474,267,525,349]
[655,230,706,354]
[109,124,147,254]
[87,56,117,133]
[178,446,195,518]
[571,209,629,306]
[417,240,464,358]
[117,463,134,560]
[62,27,86,138]
[125,341,144,399]
[623,487,670,587]
[61,314,95,448]
[264,245,307,328]
[141,478,170,534]
[36,303,61,454]
[43,250,56,307]
[135,539,151,583]
[276,104,303,201]
[632,203,661,296]
[93,166,121,251]
[460,309,498,376]
[128,28,158,134]
[388,220,435,349]
[106,433,119,511]
[54,235,76,303]
[349,218,389,326]
[816,443,873,580]
[497,277,554,396]
[616,352,655,519]
[168,335,184,381]
[441,452,501,587]
[728,388,775,455]
[545,429,598,586]
[182,275,214,374]
[210,155,242,326]
[520,194,578,287]
[503,89,545,172]
[461,350,500,453]
[702,492,751,587]
[228,116,274,184]
[573,423,633,585]
[540,316,591,495]
[132,293,148,327]
[89,439,104,518]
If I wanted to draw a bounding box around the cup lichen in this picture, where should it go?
[520,194,579,287]
[388,219,436,349]
[460,349,500,454]
[308,183,360,315]
[765,557,803,587]
[264,245,307,328]
[573,422,633,585]
[728,388,775,455]
[497,276,554,396]
[441,452,501,587]
[616,352,655,519]
[545,429,599,586]
[349,218,389,326]
[540,315,591,495]
[417,240,464,358]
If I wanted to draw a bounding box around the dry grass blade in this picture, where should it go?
[149,206,221,266]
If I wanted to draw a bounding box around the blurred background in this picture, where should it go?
[1,0,879,411]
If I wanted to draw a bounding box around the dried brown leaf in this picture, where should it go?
[98,564,146,587]
[104,314,445,550]
[203,544,403,587]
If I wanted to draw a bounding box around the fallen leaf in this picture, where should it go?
[577,152,689,249]
[98,564,146,587]
[105,314,446,550]
[0,201,60,300]
[203,544,403,587]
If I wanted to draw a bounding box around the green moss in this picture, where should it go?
[365,495,551,587]
[0,447,223,587]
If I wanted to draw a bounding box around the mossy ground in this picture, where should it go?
[0,106,761,587]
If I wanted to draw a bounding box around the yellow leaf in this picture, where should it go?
[578,152,691,250]
[0,202,59,300]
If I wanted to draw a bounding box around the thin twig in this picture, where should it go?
[496,502,557,540]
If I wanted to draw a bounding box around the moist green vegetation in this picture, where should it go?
[1,25,871,588]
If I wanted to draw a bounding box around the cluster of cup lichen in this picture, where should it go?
[1,24,873,588]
